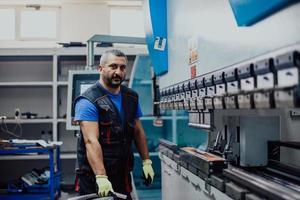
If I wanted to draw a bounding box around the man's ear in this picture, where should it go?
[98,65,102,73]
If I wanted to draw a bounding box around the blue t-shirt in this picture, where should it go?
[74,84,143,123]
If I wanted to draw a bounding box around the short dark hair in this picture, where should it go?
[99,49,127,66]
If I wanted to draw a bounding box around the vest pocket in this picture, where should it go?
[99,121,113,144]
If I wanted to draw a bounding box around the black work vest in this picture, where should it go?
[75,82,138,176]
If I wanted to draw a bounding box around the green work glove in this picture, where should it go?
[95,175,114,197]
[142,159,154,186]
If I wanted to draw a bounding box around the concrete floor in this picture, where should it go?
[59,188,161,200]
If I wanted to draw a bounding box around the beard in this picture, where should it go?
[106,74,124,88]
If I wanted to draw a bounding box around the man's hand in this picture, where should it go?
[95,175,114,196]
[142,159,154,185]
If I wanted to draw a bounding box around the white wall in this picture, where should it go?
[159,0,300,88]
[60,3,109,42]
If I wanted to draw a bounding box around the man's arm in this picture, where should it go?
[80,121,106,175]
[133,119,150,160]
[133,119,154,185]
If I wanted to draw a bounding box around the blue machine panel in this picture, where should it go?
[229,0,297,26]
[143,0,168,76]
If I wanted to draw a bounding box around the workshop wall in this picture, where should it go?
[60,3,110,42]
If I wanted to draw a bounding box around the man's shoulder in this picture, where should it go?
[75,97,96,109]
[77,97,93,104]
[83,82,101,95]
[81,82,107,102]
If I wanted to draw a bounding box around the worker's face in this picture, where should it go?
[99,54,127,88]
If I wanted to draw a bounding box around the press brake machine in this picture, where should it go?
[158,43,300,200]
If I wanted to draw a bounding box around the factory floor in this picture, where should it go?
[58,187,161,200]
[136,188,161,200]
[59,170,162,199]
[59,189,77,199]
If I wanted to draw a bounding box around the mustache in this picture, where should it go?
[112,74,122,80]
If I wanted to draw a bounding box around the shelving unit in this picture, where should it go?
[0,47,147,186]
[0,82,53,86]
[4,119,54,124]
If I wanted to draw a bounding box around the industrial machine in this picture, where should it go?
[158,44,300,200]
[143,0,300,199]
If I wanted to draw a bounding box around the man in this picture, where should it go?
[74,49,154,199]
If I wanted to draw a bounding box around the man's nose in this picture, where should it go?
[115,67,123,75]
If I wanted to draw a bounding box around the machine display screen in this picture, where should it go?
[66,70,99,130]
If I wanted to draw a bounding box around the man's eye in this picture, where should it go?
[120,65,126,71]
[108,64,126,70]
[109,64,118,69]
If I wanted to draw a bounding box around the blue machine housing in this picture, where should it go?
[143,0,168,76]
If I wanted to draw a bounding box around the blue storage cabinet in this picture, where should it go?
[0,145,61,200]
